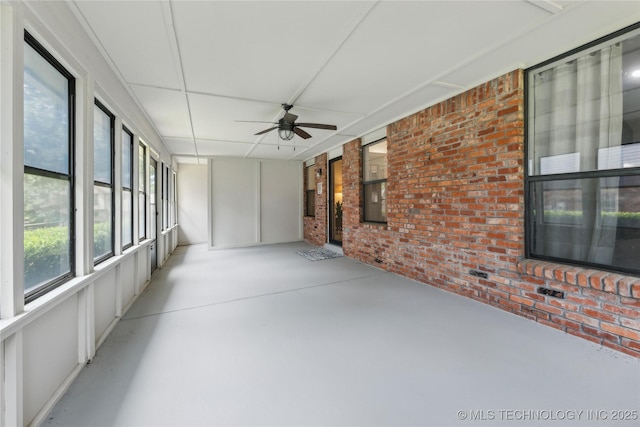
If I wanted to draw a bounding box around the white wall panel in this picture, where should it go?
[94,269,117,342]
[260,161,302,243]
[121,256,136,308]
[209,158,302,249]
[22,296,78,425]
[137,249,149,290]
[177,163,208,245]
[209,158,259,247]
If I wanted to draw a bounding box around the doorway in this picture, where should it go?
[329,157,343,246]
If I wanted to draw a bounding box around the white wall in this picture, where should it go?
[177,163,208,245]
[209,158,303,248]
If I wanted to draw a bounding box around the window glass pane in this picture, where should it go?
[24,174,71,291]
[94,104,112,184]
[529,176,640,273]
[306,166,315,190]
[138,144,146,192]
[94,185,113,260]
[24,42,69,174]
[528,31,640,175]
[306,189,315,217]
[364,181,387,223]
[138,192,146,240]
[364,140,388,181]
[122,189,133,248]
[122,129,132,188]
[138,144,146,240]
[150,162,156,205]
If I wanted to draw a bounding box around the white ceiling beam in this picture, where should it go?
[161,0,198,159]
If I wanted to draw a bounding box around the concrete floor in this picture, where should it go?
[46,242,640,426]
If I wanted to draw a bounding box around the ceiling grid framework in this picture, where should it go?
[69,0,640,164]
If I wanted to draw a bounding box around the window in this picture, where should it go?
[122,127,134,250]
[305,165,315,217]
[23,33,75,300]
[363,139,388,223]
[138,143,147,240]
[172,171,177,226]
[162,164,169,230]
[93,101,114,263]
[526,24,640,275]
[149,158,157,240]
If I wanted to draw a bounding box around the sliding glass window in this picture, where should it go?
[122,127,134,250]
[23,33,75,300]
[94,101,114,263]
[526,24,640,275]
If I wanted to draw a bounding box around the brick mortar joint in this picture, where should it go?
[517,258,640,300]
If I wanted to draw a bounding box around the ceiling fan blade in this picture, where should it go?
[255,126,278,136]
[236,120,277,124]
[293,127,312,139]
[282,112,298,123]
[296,123,337,131]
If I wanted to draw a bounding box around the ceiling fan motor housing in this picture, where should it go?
[279,118,294,130]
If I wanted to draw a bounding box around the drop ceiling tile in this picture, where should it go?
[298,1,548,114]
[188,93,282,142]
[131,86,191,138]
[175,156,200,165]
[248,143,302,160]
[444,1,640,89]
[196,139,254,157]
[74,0,180,89]
[164,137,196,156]
[172,1,374,101]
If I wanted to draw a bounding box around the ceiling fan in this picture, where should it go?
[241,104,337,141]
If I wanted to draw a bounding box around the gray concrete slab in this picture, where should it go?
[46,242,640,426]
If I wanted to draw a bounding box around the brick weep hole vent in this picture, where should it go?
[305,69,640,358]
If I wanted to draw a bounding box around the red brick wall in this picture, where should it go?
[303,153,327,246]
[340,70,640,357]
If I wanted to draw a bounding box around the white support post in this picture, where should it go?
[75,76,95,276]
[3,332,24,427]
[113,116,122,256]
[0,0,25,320]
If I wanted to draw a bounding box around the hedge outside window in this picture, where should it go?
[122,127,134,250]
[305,165,315,217]
[363,139,388,223]
[23,33,75,300]
[94,101,114,263]
[526,25,640,275]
